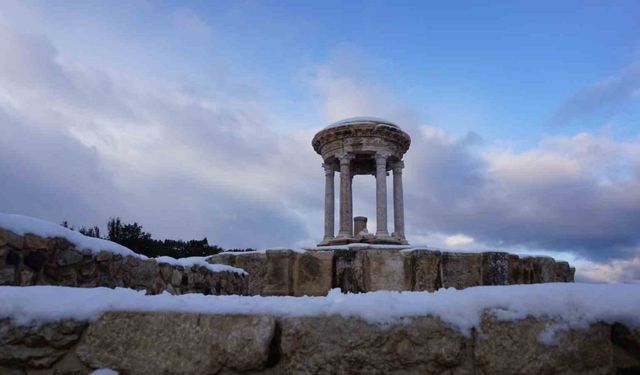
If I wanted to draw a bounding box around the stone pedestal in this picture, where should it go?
[354,216,368,236]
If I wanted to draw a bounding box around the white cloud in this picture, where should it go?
[445,234,475,247]
[579,256,640,283]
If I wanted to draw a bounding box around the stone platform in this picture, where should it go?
[208,245,575,296]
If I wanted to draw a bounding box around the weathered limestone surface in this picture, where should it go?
[0,318,87,371]
[263,250,296,296]
[76,313,276,375]
[405,249,442,291]
[333,248,368,293]
[276,316,474,374]
[1,313,638,374]
[0,229,248,295]
[441,252,482,289]
[208,252,266,296]
[293,251,333,296]
[366,249,406,291]
[206,246,575,296]
[481,251,509,285]
[475,316,614,374]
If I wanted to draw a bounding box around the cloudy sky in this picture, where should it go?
[1,1,639,282]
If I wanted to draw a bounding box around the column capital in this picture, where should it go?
[392,160,405,174]
[338,153,354,165]
[375,152,389,165]
[322,162,335,176]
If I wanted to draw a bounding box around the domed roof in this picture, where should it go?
[325,116,400,130]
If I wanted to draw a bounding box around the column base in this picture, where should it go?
[317,235,408,246]
[317,237,335,246]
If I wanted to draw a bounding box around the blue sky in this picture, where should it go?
[23,0,640,141]
[1,1,639,282]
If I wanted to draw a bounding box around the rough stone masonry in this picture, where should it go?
[208,246,575,296]
[1,312,638,374]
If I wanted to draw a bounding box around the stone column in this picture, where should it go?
[337,154,354,238]
[322,162,335,242]
[393,161,406,242]
[375,153,390,238]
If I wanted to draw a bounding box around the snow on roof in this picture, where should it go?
[325,116,400,129]
[2,283,639,336]
[0,213,245,275]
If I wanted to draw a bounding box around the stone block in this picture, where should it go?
[508,255,534,285]
[0,319,86,369]
[76,312,276,375]
[207,252,237,267]
[611,324,640,373]
[18,269,34,286]
[23,251,47,272]
[0,267,15,285]
[57,249,83,267]
[5,250,21,266]
[554,261,574,282]
[475,316,613,374]
[95,251,113,262]
[232,252,267,296]
[158,263,172,281]
[532,256,556,283]
[333,248,368,293]
[441,252,481,289]
[129,260,159,289]
[23,234,47,250]
[405,249,441,291]
[56,267,78,286]
[79,262,97,277]
[366,249,406,291]
[0,247,8,268]
[481,252,510,285]
[293,251,333,296]
[170,269,183,287]
[277,315,474,374]
[0,229,23,249]
[263,250,295,296]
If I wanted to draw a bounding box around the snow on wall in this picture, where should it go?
[155,256,246,275]
[1,283,639,335]
[0,213,141,258]
[0,213,245,275]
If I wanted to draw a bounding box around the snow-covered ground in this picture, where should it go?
[0,213,245,274]
[1,283,639,335]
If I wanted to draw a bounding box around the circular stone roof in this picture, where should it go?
[313,116,410,161]
[325,116,400,130]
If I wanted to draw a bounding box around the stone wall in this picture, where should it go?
[1,312,637,374]
[0,229,247,295]
[208,247,575,296]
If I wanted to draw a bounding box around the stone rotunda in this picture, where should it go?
[312,117,411,246]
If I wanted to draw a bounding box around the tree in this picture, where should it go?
[65,217,225,258]
[79,226,100,238]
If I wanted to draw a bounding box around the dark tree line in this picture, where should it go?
[61,218,254,258]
